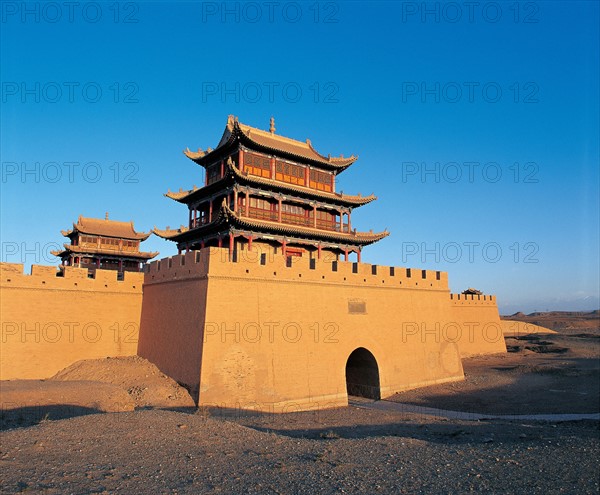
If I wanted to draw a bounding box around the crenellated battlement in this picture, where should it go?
[0,262,144,380]
[449,292,496,305]
[143,247,450,290]
[0,262,143,293]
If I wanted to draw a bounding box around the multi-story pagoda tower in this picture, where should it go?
[155,116,388,261]
[52,214,158,275]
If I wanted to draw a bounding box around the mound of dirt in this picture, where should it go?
[1,380,134,429]
[51,356,195,409]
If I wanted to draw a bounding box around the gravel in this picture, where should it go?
[1,407,598,494]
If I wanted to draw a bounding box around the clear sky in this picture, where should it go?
[1,1,598,314]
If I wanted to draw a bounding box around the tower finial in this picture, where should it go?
[105,212,109,220]
[269,116,276,134]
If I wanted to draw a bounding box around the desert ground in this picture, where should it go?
[1,311,598,494]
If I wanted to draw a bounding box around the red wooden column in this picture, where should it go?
[188,208,192,227]
[304,166,310,186]
[357,249,361,263]
[270,157,275,179]
[239,149,244,173]
[245,191,250,216]
[220,159,224,178]
[278,198,282,223]
[282,239,287,256]
[209,200,213,222]
[344,248,349,262]
[229,233,234,260]
[317,244,322,259]
[313,205,317,228]
[248,236,253,251]
[218,237,223,248]
[233,189,238,213]
[347,211,352,232]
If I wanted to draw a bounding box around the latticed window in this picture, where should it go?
[281,203,305,215]
[245,152,271,178]
[281,202,310,227]
[100,237,121,249]
[123,240,138,251]
[80,235,98,245]
[316,209,339,231]
[310,169,332,192]
[248,196,277,221]
[275,160,306,185]
[206,162,221,184]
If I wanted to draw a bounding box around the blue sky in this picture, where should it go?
[1,1,598,314]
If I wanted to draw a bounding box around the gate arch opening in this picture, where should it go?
[345,347,381,400]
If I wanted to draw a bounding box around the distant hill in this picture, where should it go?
[501,310,600,335]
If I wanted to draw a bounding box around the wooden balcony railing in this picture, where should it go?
[246,208,349,234]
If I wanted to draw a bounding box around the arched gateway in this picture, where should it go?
[345,347,381,400]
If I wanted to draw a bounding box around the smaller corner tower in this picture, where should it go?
[52,213,158,276]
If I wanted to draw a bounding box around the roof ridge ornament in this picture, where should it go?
[269,116,276,134]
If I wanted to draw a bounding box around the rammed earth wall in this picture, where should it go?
[138,248,505,412]
[1,250,505,411]
[0,263,142,380]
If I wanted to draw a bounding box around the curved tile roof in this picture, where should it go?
[153,225,190,240]
[62,215,151,240]
[184,115,357,171]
